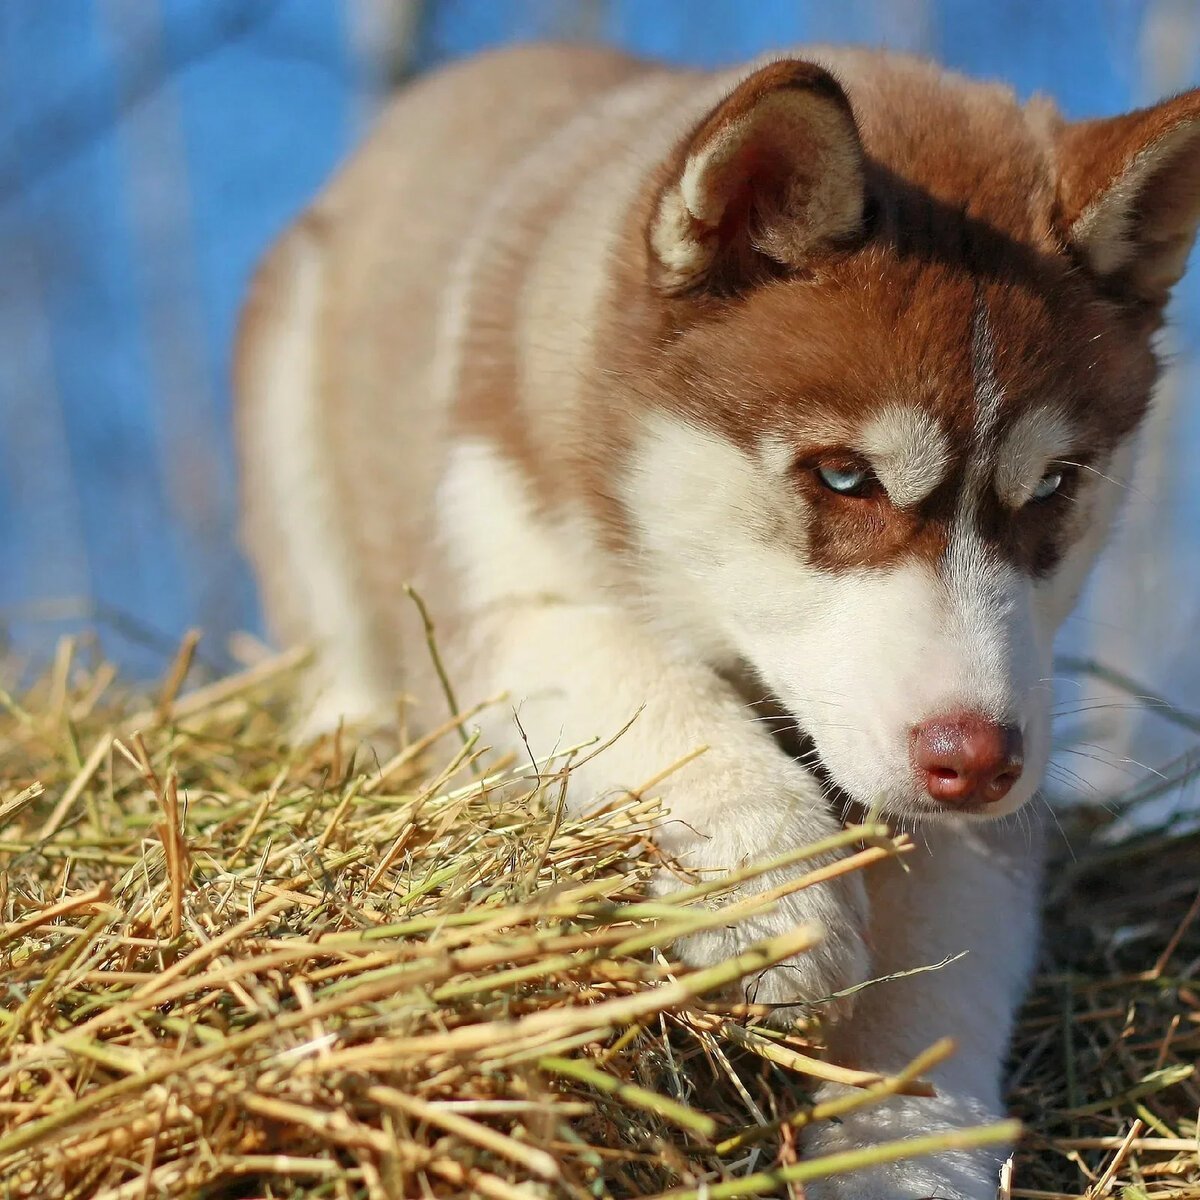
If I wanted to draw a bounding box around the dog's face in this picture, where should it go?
[619,59,1200,820]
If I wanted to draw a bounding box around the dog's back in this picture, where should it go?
[236,44,650,721]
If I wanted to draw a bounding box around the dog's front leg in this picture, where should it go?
[457,599,869,1008]
[803,816,1044,1200]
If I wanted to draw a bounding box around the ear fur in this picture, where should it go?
[648,60,866,295]
[1057,88,1200,305]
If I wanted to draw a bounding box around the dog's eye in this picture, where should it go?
[1029,469,1064,502]
[816,463,875,496]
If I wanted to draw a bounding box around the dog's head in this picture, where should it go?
[618,57,1200,820]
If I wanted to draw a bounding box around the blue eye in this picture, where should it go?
[1030,469,1063,502]
[816,463,874,496]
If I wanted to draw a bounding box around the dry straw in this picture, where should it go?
[1,632,1197,1199]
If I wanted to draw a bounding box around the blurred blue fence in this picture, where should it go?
[2,1,1198,739]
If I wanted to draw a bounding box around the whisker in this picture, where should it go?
[744,715,865,734]
[1056,458,1141,498]
[1043,767,1122,817]
[1052,656,1200,735]
[1056,743,1167,780]
[1036,675,1090,690]
[1043,761,1100,797]
[1037,794,1077,862]
[1053,700,1182,718]
[737,693,850,718]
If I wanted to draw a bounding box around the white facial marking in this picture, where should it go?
[628,417,785,666]
[757,434,799,478]
[860,406,952,507]
[622,410,1123,821]
[994,406,1078,506]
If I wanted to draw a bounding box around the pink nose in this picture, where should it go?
[910,713,1024,807]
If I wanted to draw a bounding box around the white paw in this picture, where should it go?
[803,1155,1002,1200]
[802,1091,1008,1200]
[656,821,870,1019]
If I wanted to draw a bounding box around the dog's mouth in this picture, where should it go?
[768,703,1021,822]
[782,723,865,825]
[754,692,992,824]
[747,694,864,825]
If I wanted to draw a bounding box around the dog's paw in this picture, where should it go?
[637,745,871,1019]
[801,1089,1009,1200]
[803,1160,1002,1200]
[660,853,870,1020]
[803,1157,1002,1200]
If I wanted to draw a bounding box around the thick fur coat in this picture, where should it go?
[236,44,1200,1198]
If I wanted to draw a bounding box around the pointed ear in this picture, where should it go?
[1057,88,1200,306]
[648,60,867,295]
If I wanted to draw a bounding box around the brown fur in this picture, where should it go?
[236,42,1200,707]
[234,53,1200,1193]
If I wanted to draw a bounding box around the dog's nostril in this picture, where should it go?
[910,713,1024,807]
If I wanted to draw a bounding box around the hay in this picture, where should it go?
[0,636,1196,1199]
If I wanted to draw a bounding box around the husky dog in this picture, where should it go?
[236,44,1200,1198]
